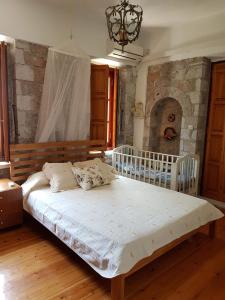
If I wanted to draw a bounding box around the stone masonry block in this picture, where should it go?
[16,64,34,81]
[15,48,25,64]
[24,51,46,68]
[16,40,31,51]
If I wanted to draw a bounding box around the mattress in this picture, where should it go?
[119,163,186,183]
[24,176,223,278]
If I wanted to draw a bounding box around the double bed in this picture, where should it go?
[10,140,224,300]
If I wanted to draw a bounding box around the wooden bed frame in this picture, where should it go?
[111,221,216,300]
[10,139,106,183]
[9,140,217,300]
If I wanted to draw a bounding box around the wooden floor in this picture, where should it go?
[1,215,225,300]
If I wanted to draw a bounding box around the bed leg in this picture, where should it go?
[111,275,125,300]
[209,221,216,239]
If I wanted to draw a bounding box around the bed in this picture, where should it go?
[113,145,199,195]
[10,140,224,300]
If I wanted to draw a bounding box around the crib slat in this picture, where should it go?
[138,158,141,181]
[122,154,124,177]
[188,158,191,193]
[119,153,121,174]
[144,157,147,182]
[164,155,168,188]
[130,156,133,179]
[180,160,183,192]
[125,154,128,178]
[134,157,137,180]
[159,160,163,187]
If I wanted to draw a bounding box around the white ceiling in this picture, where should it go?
[46,0,225,27]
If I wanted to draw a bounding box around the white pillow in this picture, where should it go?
[72,165,113,191]
[21,171,49,199]
[43,162,78,192]
[73,158,117,180]
[73,158,103,169]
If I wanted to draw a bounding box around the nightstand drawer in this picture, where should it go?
[0,189,22,212]
[0,211,23,229]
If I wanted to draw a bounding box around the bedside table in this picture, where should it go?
[0,178,23,229]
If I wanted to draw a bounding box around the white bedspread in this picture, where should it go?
[24,176,223,278]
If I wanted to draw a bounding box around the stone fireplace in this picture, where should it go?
[144,57,211,168]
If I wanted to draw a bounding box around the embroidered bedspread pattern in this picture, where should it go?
[23,176,224,278]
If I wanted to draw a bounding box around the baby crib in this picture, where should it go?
[112,145,199,195]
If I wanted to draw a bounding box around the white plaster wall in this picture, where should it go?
[141,11,225,60]
[0,0,108,57]
[72,3,108,58]
[0,0,73,47]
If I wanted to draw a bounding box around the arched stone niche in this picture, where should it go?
[144,85,194,155]
[143,58,211,161]
[149,98,182,155]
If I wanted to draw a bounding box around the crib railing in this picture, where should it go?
[112,145,181,190]
[112,145,199,195]
[114,145,180,163]
[174,154,199,195]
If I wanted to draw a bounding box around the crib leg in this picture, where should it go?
[111,275,125,300]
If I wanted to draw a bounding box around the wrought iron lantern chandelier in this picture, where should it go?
[105,0,143,51]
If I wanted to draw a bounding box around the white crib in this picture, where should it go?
[112,145,199,195]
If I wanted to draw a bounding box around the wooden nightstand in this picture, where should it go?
[0,178,23,229]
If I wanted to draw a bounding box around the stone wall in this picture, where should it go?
[13,40,48,143]
[117,66,136,145]
[144,57,211,163]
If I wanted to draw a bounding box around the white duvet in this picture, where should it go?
[24,176,223,278]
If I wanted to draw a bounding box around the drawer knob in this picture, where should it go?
[0,221,3,225]
[0,209,3,212]
[0,196,3,200]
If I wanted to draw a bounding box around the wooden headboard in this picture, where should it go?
[10,140,106,183]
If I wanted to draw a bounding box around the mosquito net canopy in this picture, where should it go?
[35,41,90,142]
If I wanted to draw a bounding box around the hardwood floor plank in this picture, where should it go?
[129,239,225,300]
[126,234,208,299]
[194,269,225,300]
[1,217,225,300]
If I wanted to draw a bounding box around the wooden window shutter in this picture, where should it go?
[112,68,118,148]
[90,65,109,145]
[0,42,9,161]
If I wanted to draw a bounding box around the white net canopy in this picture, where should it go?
[35,43,90,142]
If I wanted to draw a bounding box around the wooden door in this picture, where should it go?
[202,62,225,202]
[90,65,109,144]
[112,68,118,148]
[107,68,118,149]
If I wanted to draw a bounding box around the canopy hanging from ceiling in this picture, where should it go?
[35,40,90,142]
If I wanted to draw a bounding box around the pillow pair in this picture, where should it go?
[22,159,117,195]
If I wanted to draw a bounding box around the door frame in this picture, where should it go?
[201,60,225,198]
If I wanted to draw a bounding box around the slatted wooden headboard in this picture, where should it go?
[10,140,106,183]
